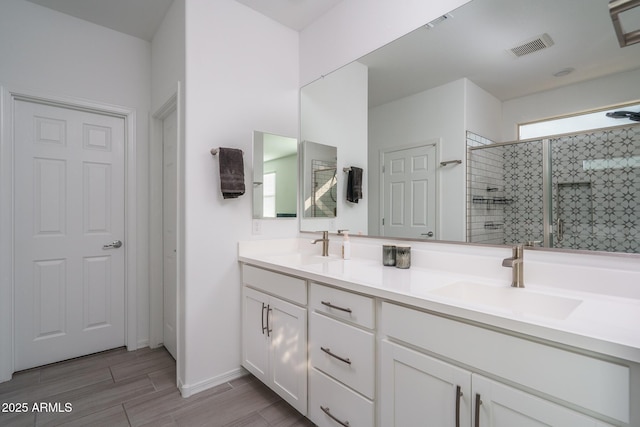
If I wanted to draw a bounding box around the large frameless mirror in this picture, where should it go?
[299,0,640,254]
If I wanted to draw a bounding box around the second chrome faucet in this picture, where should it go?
[502,244,524,288]
[312,231,330,256]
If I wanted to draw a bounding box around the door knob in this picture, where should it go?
[421,231,434,238]
[103,240,123,249]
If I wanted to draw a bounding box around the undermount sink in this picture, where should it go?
[266,253,342,266]
[430,282,582,320]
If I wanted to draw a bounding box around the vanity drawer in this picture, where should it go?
[309,311,375,399]
[310,282,374,328]
[309,367,374,427]
[381,301,630,424]
[242,264,306,305]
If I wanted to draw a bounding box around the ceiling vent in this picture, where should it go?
[508,33,554,57]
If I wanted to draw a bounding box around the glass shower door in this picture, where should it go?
[549,125,640,253]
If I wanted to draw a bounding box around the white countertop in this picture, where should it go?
[238,238,640,364]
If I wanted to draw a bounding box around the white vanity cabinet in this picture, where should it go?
[381,340,613,426]
[381,301,622,427]
[308,283,376,427]
[241,265,307,414]
[381,340,472,426]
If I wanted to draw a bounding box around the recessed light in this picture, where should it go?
[553,67,575,77]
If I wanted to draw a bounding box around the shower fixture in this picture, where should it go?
[606,110,640,121]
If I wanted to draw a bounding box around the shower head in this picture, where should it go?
[606,110,640,121]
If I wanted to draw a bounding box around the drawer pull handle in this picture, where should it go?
[321,300,352,313]
[320,347,351,365]
[455,385,463,427]
[261,303,267,335]
[320,405,350,427]
[266,305,273,337]
[474,393,482,427]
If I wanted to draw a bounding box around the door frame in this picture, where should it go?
[378,140,440,238]
[0,86,138,381]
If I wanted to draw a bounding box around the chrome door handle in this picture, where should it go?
[103,240,123,249]
[421,231,434,237]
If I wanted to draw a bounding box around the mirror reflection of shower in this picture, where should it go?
[311,160,337,217]
[302,140,338,218]
[467,122,640,254]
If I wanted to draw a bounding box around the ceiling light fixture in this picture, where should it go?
[609,0,640,47]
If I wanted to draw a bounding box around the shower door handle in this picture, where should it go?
[557,218,564,242]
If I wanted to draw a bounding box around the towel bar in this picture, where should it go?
[210,148,244,156]
[440,160,462,166]
[343,167,352,172]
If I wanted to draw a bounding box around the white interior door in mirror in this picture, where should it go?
[382,143,437,238]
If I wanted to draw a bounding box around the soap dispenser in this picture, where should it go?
[341,231,351,260]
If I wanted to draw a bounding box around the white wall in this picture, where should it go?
[182,0,299,395]
[501,68,640,141]
[465,79,502,143]
[300,61,368,234]
[0,0,151,348]
[150,0,186,383]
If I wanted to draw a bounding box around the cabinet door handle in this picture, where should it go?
[266,305,272,337]
[320,347,351,365]
[474,393,482,427]
[261,303,267,335]
[320,406,350,427]
[321,300,352,313]
[455,385,463,427]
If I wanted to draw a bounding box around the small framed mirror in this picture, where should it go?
[301,140,338,218]
[252,131,297,219]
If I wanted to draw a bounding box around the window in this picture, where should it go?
[263,172,276,218]
[519,102,640,140]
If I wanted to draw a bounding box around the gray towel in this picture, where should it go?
[218,148,245,199]
[346,166,363,203]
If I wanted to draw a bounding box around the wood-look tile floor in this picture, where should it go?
[0,347,315,427]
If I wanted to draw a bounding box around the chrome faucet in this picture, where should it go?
[502,244,524,288]
[312,231,330,256]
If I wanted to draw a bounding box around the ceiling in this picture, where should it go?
[22,0,640,107]
[235,0,344,31]
[24,0,174,42]
[23,0,342,41]
[359,0,640,106]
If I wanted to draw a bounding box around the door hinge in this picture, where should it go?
[382,165,385,173]
[382,218,385,225]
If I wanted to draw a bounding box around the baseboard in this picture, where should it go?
[179,367,249,398]
[137,338,150,349]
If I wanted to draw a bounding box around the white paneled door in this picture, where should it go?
[382,144,437,239]
[162,108,178,360]
[14,99,125,370]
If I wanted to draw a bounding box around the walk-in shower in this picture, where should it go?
[467,124,640,253]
